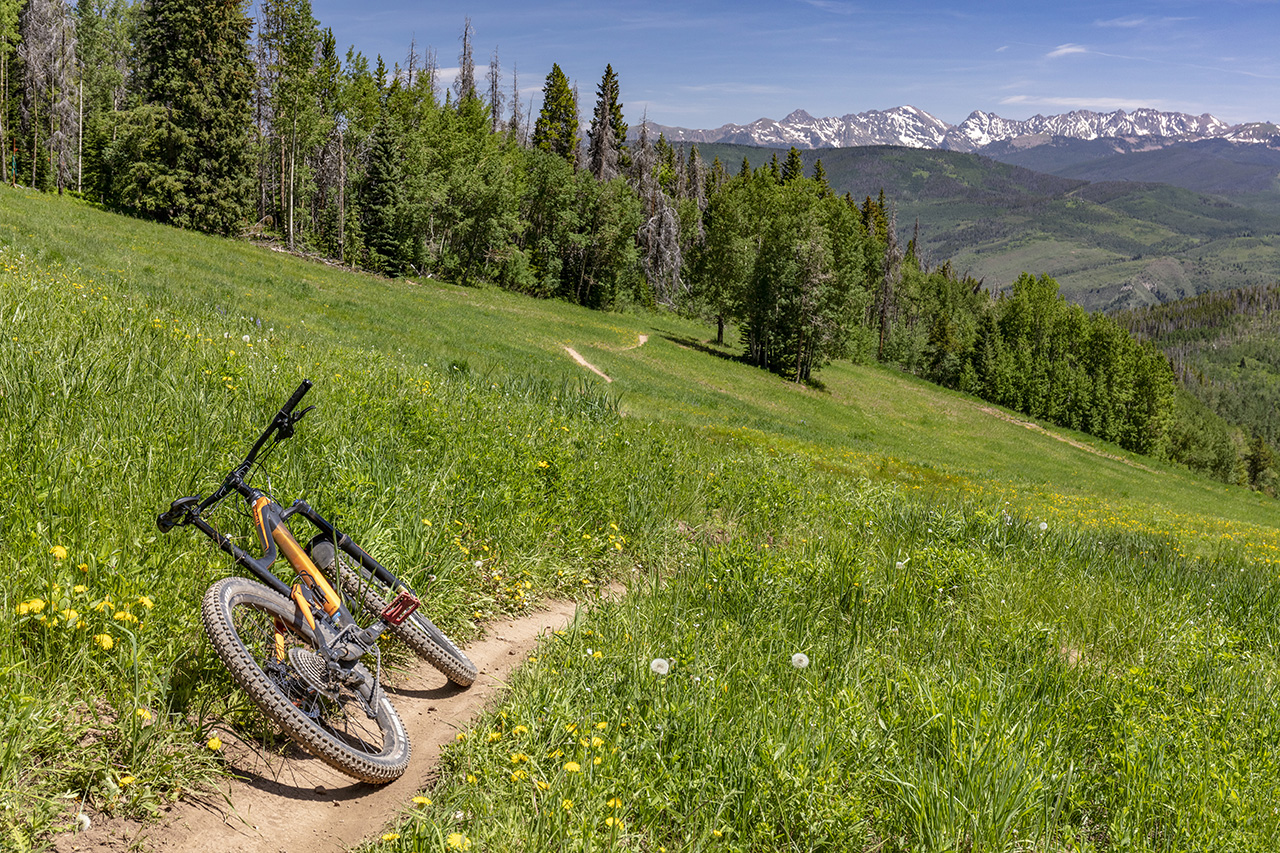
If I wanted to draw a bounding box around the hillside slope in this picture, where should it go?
[688,143,1280,310]
[6,188,1280,850]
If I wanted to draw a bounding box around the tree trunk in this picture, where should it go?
[337,125,345,264]
[288,116,296,250]
[716,314,724,346]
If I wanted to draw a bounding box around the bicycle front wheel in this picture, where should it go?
[201,577,411,783]
[311,541,478,687]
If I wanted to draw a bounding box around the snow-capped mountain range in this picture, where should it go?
[640,107,1278,152]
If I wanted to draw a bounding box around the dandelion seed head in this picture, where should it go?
[791,652,810,669]
[650,658,670,676]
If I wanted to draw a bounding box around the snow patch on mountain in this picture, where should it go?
[637,107,1271,154]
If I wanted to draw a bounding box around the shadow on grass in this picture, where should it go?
[659,333,828,393]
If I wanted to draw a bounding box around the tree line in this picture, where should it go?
[1117,284,1280,494]
[1,1,1244,483]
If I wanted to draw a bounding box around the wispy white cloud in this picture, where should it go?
[678,82,797,96]
[1000,94,1167,112]
[1045,43,1089,59]
[797,0,857,14]
[1094,15,1192,28]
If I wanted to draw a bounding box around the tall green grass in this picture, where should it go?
[375,498,1280,851]
[4,189,1280,850]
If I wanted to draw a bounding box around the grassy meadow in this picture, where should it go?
[3,186,1280,850]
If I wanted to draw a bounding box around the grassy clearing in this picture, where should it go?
[3,189,1280,850]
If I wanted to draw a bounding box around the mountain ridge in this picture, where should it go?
[637,106,1280,154]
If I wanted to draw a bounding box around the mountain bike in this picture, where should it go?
[157,380,476,783]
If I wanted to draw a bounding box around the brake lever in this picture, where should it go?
[157,495,202,533]
[277,405,315,440]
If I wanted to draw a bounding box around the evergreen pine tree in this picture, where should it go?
[453,17,476,103]
[362,113,403,273]
[132,0,254,233]
[780,145,803,183]
[532,62,577,163]
[587,64,625,181]
[811,158,831,196]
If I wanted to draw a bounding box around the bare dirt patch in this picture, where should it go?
[55,600,582,853]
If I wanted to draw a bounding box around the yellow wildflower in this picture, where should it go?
[207,736,222,751]
[113,611,138,623]
[445,833,471,851]
[16,599,45,615]
[412,796,431,806]
[50,545,67,560]
[563,761,581,773]
[137,596,154,609]
[93,634,114,651]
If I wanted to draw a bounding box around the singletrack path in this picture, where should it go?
[56,600,581,853]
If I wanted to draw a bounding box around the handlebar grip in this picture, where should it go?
[279,379,312,416]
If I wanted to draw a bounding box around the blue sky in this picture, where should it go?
[306,1,1280,129]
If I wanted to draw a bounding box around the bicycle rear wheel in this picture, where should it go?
[201,577,411,783]
[311,541,478,687]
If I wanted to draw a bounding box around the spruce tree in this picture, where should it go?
[133,0,254,233]
[362,113,403,273]
[587,64,625,181]
[780,145,803,183]
[453,17,476,103]
[532,62,577,163]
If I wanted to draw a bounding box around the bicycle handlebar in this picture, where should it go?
[156,380,314,532]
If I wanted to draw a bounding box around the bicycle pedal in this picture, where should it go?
[381,590,420,626]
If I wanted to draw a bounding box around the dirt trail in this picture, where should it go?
[56,600,581,853]
[977,405,1158,473]
[563,346,611,382]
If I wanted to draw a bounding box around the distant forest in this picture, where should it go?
[1,1,1272,492]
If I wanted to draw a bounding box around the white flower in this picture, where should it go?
[1039,522,1048,532]
[791,652,810,669]
[475,560,483,568]
[650,658,670,676]
[242,334,251,343]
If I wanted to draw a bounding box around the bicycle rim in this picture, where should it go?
[312,541,478,687]
[201,577,411,783]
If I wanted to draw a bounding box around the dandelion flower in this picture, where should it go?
[512,725,529,736]
[207,736,223,751]
[381,833,400,842]
[487,731,501,742]
[50,545,67,560]
[445,833,472,851]
[595,721,608,731]
[562,799,574,811]
[607,797,622,808]
[135,708,152,722]
[113,611,138,623]
[791,652,810,669]
[455,732,466,742]
[563,761,581,773]
[535,779,549,791]
[412,795,431,806]
[650,658,670,676]
[93,634,114,651]
[16,599,46,616]
[606,816,621,828]
[73,585,87,593]
[137,595,154,609]
[119,776,136,786]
